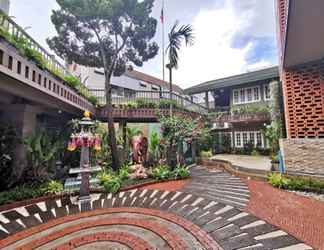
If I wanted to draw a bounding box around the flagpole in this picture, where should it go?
[162,0,165,81]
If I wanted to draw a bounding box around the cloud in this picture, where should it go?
[170,0,278,88]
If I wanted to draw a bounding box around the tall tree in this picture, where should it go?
[166,21,194,113]
[47,0,159,170]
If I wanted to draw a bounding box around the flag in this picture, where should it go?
[160,6,164,23]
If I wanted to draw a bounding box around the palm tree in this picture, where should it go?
[166,21,194,114]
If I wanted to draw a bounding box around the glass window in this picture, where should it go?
[264,84,271,100]
[256,132,262,147]
[247,88,252,102]
[243,132,248,145]
[253,87,260,101]
[249,132,255,146]
[233,90,239,104]
[240,89,245,103]
[236,133,241,147]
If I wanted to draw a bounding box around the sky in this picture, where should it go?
[10,0,278,89]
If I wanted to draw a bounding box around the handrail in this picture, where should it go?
[0,10,68,77]
[90,89,208,114]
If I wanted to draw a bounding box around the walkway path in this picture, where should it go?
[0,166,312,250]
[182,165,250,209]
[212,154,272,172]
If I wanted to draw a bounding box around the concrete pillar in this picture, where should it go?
[0,104,39,181]
[191,140,197,163]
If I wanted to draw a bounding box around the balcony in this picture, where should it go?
[90,89,208,115]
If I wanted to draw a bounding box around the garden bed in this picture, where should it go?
[0,177,190,212]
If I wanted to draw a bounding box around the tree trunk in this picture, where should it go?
[168,67,173,116]
[104,73,120,171]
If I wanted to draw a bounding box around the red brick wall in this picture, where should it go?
[277,0,324,138]
[283,62,324,138]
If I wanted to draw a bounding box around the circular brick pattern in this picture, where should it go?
[49,232,153,250]
[0,165,312,249]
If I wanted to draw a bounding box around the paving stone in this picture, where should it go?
[38,211,55,223]
[103,198,114,208]
[203,218,232,233]
[0,229,8,240]
[92,199,103,210]
[212,224,242,241]
[68,204,80,214]
[259,235,301,249]
[220,234,258,250]
[217,208,241,220]
[55,206,67,218]
[193,212,219,226]
[21,215,41,228]
[232,215,259,227]
[45,199,58,210]
[61,196,72,206]
[242,223,278,237]
[1,221,24,234]
[25,204,42,215]
[2,210,24,221]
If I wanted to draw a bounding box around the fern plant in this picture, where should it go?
[24,129,60,182]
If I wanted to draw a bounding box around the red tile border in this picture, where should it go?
[0,207,223,250]
[246,179,324,249]
[51,231,153,250]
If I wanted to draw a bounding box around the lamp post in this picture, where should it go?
[166,63,173,116]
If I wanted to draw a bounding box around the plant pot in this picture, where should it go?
[271,160,280,171]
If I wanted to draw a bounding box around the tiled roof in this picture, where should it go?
[125,69,184,94]
[184,66,279,94]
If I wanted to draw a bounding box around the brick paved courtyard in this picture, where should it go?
[0,165,316,249]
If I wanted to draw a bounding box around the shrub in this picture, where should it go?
[172,164,190,179]
[0,185,45,206]
[103,177,122,194]
[200,150,212,158]
[64,75,81,89]
[136,98,157,109]
[251,149,261,156]
[42,180,63,194]
[97,170,113,186]
[118,164,130,181]
[159,99,180,109]
[152,165,172,180]
[267,173,290,189]
[24,47,47,69]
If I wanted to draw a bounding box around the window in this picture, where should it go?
[240,89,245,103]
[233,86,261,105]
[152,86,159,91]
[139,82,147,88]
[235,131,265,148]
[8,56,13,70]
[233,90,239,104]
[235,133,242,147]
[249,132,255,145]
[242,132,248,146]
[17,61,21,74]
[253,87,259,101]
[247,88,252,102]
[94,69,104,75]
[256,132,262,147]
[264,84,271,101]
[25,66,29,78]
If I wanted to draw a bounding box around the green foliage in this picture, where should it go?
[268,173,290,189]
[172,164,190,179]
[167,21,194,69]
[200,150,212,158]
[149,131,160,157]
[118,164,130,181]
[103,176,122,194]
[24,129,61,182]
[251,149,261,156]
[42,180,64,194]
[0,16,97,104]
[97,170,113,186]
[0,184,44,206]
[135,98,158,109]
[152,165,172,180]
[268,173,324,193]
[231,104,270,115]
[158,99,180,109]
[263,121,282,157]
[0,124,17,189]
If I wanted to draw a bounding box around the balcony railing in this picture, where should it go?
[90,89,208,114]
[0,11,68,77]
